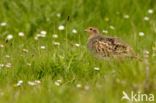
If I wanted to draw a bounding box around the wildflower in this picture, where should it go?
[38,33,46,38]
[54,81,60,86]
[84,85,90,90]
[110,25,115,30]
[5,63,12,68]
[76,84,82,88]
[26,63,31,66]
[139,32,144,37]
[102,30,108,34]
[35,31,47,39]
[6,34,13,40]
[34,80,41,84]
[5,55,10,58]
[123,14,129,19]
[144,50,149,55]
[16,80,23,87]
[0,64,4,69]
[28,81,36,86]
[56,13,61,18]
[40,45,46,49]
[0,64,4,67]
[0,44,4,48]
[40,30,47,35]
[94,67,100,71]
[22,49,29,53]
[0,22,7,27]
[27,80,41,86]
[104,17,109,22]
[56,80,62,83]
[148,9,154,14]
[144,50,150,58]
[18,32,25,37]
[54,80,62,86]
[58,25,65,31]
[34,36,38,40]
[53,42,60,46]
[75,43,80,47]
[72,29,77,34]
[52,34,58,38]
[144,16,149,21]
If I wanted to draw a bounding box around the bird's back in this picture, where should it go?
[87,34,135,58]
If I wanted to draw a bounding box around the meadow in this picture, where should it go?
[0,0,156,103]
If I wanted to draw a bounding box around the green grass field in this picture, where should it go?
[0,0,156,103]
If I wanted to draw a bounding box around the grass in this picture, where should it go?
[0,0,156,103]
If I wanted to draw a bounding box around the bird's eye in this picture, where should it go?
[90,28,92,30]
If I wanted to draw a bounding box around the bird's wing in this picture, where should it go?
[109,37,135,56]
[88,35,135,58]
[88,36,114,57]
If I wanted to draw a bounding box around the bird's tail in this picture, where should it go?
[131,54,143,62]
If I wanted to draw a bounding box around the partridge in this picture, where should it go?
[85,27,137,59]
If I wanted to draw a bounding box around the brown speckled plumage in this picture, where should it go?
[85,27,136,59]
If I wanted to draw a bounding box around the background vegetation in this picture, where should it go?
[0,0,156,103]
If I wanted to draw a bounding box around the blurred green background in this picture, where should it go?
[0,0,156,103]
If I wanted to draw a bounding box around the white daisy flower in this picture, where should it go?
[34,80,41,84]
[5,63,12,68]
[0,64,4,68]
[34,36,38,40]
[76,84,82,88]
[72,29,77,34]
[52,34,58,38]
[144,50,149,55]
[5,55,10,58]
[54,81,60,86]
[53,42,60,46]
[27,80,40,86]
[102,30,108,34]
[54,79,62,86]
[110,25,115,30]
[84,85,90,90]
[94,67,100,71]
[75,43,80,47]
[0,44,4,48]
[104,17,109,22]
[16,80,23,87]
[40,30,47,35]
[6,34,13,40]
[35,31,47,38]
[0,22,7,27]
[144,16,149,21]
[40,45,46,49]
[58,25,65,31]
[18,32,25,37]
[22,49,29,53]
[56,13,61,18]
[123,14,129,19]
[139,32,145,36]
[28,81,36,86]
[148,9,154,14]
[26,63,31,66]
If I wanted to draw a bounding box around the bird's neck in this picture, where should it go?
[88,33,99,40]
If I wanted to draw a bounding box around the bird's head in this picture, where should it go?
[85,27,100,36]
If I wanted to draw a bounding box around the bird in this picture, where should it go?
[85,27,139,60]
